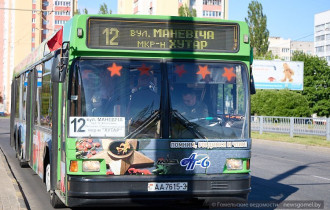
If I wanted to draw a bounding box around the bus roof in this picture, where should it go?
[13,15,251,77]
[69,14,250,60]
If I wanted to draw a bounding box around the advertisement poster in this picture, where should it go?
[252,60,304,90]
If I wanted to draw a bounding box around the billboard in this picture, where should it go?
[252,60,304,90]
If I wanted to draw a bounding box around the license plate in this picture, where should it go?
[148,182,188,192]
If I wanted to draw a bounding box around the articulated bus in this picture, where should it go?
[10,14,254,208]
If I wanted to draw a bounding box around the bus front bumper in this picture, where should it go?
[66,174,251,207]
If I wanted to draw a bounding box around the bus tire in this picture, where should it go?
[50,190,65,208]
[45,164,51,192]
[17,132,28,168]
[46,164,65,208]
[17,153,28,168]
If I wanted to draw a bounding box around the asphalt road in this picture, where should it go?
[1,118,329,210]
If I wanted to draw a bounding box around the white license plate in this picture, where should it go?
[148,182,188,192]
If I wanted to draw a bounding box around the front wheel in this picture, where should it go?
[46,164,65,208]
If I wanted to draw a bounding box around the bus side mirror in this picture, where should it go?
[51,42,69,83]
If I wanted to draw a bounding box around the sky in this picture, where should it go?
[77,0,330,42]
[78,0,118,15]
[229,0,330,42]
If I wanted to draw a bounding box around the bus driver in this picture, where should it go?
[177,89,208,120]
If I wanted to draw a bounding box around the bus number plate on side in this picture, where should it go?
[148,182,188,192]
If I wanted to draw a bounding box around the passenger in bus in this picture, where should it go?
[176,89,208,121]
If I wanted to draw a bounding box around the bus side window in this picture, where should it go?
[34,66,42,126]
[15,78,21,119]
[22,72,29,121]
[40,59,53,128]
[70,64,83,116]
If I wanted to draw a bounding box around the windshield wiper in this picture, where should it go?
[125,110,160,139]
[171,110,207,139]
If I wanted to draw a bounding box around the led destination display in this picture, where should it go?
[87,18,238,52]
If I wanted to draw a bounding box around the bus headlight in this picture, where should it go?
[226,159,243,170]
[82,161,100,172]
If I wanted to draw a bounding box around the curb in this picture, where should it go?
[0,148,29,210]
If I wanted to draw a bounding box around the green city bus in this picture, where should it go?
[10,14,254,208]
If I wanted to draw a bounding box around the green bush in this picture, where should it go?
[251,89,311,117]
[292,52,330,117]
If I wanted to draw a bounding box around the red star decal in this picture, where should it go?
[174,65,187,77]
[196,65,211,79]
[138,64,151,76]
[107,63,123,77]
[222,67,236,82]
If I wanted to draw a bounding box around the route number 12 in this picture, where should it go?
[70,118,86,132]
[102,28,119,46]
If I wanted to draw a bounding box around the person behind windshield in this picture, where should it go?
[81,64,118,117]
[176,88,208,121]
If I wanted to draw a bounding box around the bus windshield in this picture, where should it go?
[70,59,161,138]
[70,59,248,139]
[168,61,248,139]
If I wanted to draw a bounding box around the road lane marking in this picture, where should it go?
[312,175,330,181]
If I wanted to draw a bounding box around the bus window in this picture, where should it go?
[40,59,53,128]
[34,61,52,129]
[168,61,248,139]
[70,60,161,138]
[34,65,43,126]
[15,78,21,119]
[22,72,29,121]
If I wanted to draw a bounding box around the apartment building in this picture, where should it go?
[32,0,77,50]
[118,0,228,19]
[268,37,291,61]
[0,0,5,114]
[290,41,314,56]
[268,37,314,61]
[0,0,77,115]
[314,10,330,65]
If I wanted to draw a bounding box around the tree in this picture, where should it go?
[82,8,88,14]
[292,51,330,117]
[254,50,279,60]
[99,3,112,14]
[251,90,311,117]
[178,4,196,17]
[245,0,269,57]
[76,8,88,14]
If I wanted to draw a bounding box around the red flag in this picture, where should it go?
[47,27,63,52]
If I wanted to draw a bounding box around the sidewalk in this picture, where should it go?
[0,149,28,210]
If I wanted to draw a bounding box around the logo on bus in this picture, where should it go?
[180,153,210,170]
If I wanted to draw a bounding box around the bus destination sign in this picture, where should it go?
[87,18,238,52]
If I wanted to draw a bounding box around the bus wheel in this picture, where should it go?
[46,164,64,208]
[17,144,28,168]
[50,190,64,208]
[46,164,51,192]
